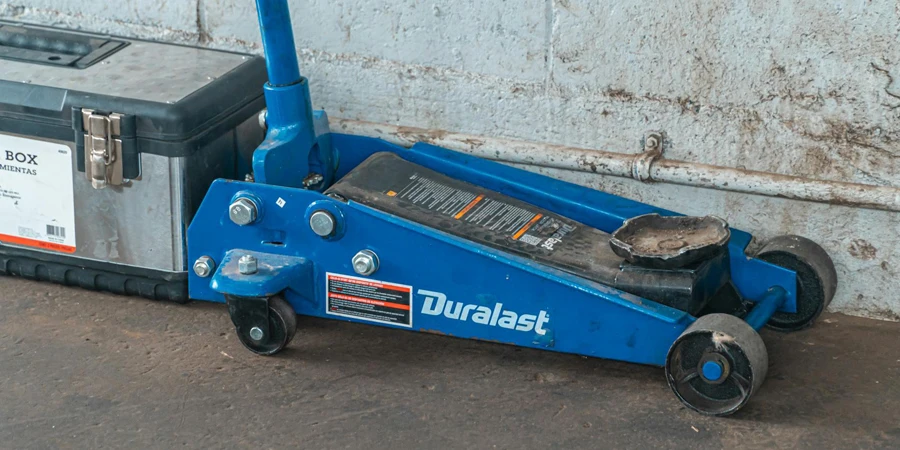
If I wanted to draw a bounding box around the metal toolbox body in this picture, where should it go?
[0,22,267,301]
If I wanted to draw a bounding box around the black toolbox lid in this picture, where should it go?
[0,21,267,156]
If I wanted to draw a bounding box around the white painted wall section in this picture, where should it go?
[2,1,899,319]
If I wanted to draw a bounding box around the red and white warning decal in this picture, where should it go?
[326,273,413,327]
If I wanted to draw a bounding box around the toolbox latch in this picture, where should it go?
[82,109,124,189]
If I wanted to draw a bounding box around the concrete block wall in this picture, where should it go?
[3,1,898,320]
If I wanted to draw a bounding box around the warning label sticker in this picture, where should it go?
[0,134,76,254]
[389,174,576,251]
[326,273,413,327]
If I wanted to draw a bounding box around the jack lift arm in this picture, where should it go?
[187,0,838,416]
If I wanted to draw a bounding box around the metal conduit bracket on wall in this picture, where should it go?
[335,118,900,213]
[632,132,664,182]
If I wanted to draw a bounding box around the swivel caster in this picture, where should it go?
[666,313,767,416]
[757,235,838,331]
[226,294,297,356]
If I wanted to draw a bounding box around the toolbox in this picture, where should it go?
[0,21,267,302]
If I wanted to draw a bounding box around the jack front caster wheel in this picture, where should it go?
[666,313,768,416]
[757,235,838,331]
[229,294,297,356]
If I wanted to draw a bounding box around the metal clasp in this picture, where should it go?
[82,109,124,189]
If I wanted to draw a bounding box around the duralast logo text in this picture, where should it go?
[418,289,550,334]
[0,150,38,176]
[541,223,576,251]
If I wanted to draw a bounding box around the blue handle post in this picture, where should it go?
[255,0,301,86]
[250,0,336,189]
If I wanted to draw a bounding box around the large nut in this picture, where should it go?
[352,250,379,276]
[238,254,259,275]
[193,256,215,277]
[229,197,259,226]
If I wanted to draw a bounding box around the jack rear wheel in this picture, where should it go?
[757,235,837,331]
[666,313,768,416]
[234,295,297,356]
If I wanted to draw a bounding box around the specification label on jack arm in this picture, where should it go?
[326,273,413,327]
[0,134,76,253]
[388,174,576,251]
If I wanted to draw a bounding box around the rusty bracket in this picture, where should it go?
[632,131,664,182]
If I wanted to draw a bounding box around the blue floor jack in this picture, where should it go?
[187,0,838,416]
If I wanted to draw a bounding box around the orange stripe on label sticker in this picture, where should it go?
[328,292,411,311]
[512,214,543,240]
[0,233,76,254]
[327,274,411,292]
[453,195,484,219]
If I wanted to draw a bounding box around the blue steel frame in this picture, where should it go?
[186,0,799,366]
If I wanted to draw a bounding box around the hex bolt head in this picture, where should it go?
[257,109,268,130]
[644,132,663,153]
[192,255,215,278]
[229,197,258,226]
[238,254,259,275]
[309,210,336,237]
[249,326,264,341]
[352,250,379,276]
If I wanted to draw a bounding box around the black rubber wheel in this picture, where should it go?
[756,235,838,332]
[235,295,298,356]
[666,314,768,416]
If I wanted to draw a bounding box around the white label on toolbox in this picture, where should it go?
[0,134,76,254]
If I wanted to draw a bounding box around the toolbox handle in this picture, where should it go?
[0,24,127,69]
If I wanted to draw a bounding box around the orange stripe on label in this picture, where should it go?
[512,214,543,240]
[328,292,411,311]
[0,233,76,254]
[453,195,484,219]
[327,275,411,293]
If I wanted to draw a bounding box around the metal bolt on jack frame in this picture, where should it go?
[193,256,215,277]
[238,254,259,275]
[302,173,325,189]
[249,326,265,341]
[229,197,259,226]
[352,250,379,276]
[257,109,267,130]
[309,210,336,237]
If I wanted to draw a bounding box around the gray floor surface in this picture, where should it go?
[1,277,898,449]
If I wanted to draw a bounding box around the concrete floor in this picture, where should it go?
[0,277,898,449]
